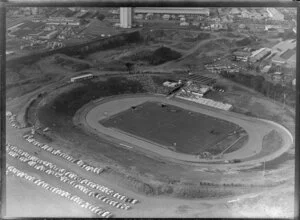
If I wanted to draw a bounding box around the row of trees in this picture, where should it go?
[220,72,296,107]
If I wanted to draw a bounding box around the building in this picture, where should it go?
[120,7,132,28]
[162,14,170,20]
[272,72,283,81]
[249,48,271,63]
[267,8,285,21]
[6,51,15,55]
[230,8,241,15]
[271,39,296,67]
[180,21,189,26]
[134,7,210,16]
[232,51,251,62]
[70,74,93,82]
[265,25,286,33]
[262,65,271,73]
[47,17,81,26]
[39,30,58,40]
[163,81,178,88]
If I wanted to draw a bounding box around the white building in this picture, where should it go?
[120,7,132,28]
[267,8,284,21]
[134,7,210,16]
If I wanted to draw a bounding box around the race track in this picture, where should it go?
[77,94,293,167]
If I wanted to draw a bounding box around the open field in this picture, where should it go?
[101,101,240,155]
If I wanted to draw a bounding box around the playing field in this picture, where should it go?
[101,101,240,154]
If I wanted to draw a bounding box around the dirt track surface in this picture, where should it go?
[78,94,293,168]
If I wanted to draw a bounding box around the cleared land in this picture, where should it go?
[101,101,240,155]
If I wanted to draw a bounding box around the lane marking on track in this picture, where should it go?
[119,143,133,149]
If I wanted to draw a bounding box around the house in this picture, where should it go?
[180,21,189,26]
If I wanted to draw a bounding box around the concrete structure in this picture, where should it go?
[120,7,132,28]
[267,8,284,21]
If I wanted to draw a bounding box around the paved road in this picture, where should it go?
[81,94,293,167]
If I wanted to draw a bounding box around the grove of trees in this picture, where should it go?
[220,71,296,107]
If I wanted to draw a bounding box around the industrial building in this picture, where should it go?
[249,48,271,63]
[271,39,296,67]
[134,7,210,16]
[232,51,251,62]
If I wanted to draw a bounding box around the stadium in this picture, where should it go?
[6,63,295,218]
[4,5,296,217]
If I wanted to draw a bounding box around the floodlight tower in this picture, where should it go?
[120,7,133,28]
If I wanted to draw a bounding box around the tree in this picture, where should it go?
[125,62,134,74]
[97,14,105,21]
[250,75,265,92]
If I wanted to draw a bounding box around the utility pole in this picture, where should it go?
[283,92,286,109]
[263,160,266,177]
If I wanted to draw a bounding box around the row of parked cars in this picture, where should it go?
[23,134,106,175]
[7,143,138,207]
[6,112,24,129]
[6,165,113,218]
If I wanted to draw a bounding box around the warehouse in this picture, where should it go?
[232,51,251,62]
[134,7,210,16]
[271,39,296,67]
[249,48,271,63]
